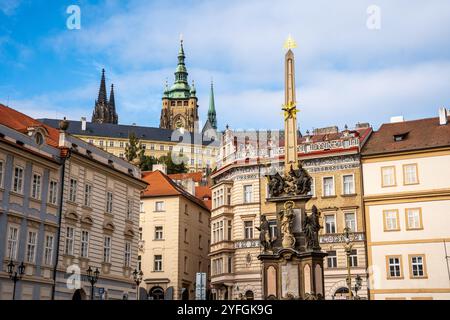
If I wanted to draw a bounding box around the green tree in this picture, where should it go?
[125,131,144,163]
[159,152,188,174]
[139,155,157,171]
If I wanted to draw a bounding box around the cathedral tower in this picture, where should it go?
[92,69,118,124]
[160,39,199,132]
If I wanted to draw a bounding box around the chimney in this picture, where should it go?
[390,116,404,123]
[153,163,167,174]
[81,117,87,131]
[439,107,448,125]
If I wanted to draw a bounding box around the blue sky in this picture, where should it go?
[1,0,450,132]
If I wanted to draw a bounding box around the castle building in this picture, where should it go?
[362,109,450,300]
[92,69,118,124]
[160,40,199,133]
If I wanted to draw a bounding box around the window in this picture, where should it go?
[212,258,223,275]
[127,199,133,220]
[26,231,37,263]
[120,141,124,148]
[228,256,233,273]
[103,236,111,263]
[344,212,356,232]
[49,180,58,205]
[227,187,232,205]
[323,177,335,197]
[155,201,164,212]
[140,201,144,213]
[184,204,188,215]
[106,191,113,214]
[244,221,254,239]
[69,178,77,202]
[325,215,336,234]
[384,210,400,231]
[184,256,188,273]
[84,184,92,207]
[227,220,232,240]
[124,242,131,267]
[155,226,163,240]
[7,226,19,260]
[381,166,396,187]
[80,230,89,258]
[0,160,4,187]
[160,145,164,151]
[387,256,402,278]
[65,226,74,255]
[13,166,24,193]
[342,175,354,195]
[212,221,224,243]
[44,234,54,265]
[137,255,142,271]
[154,255,162,271]
[403,164,418,185]
[307,178,315,197]
[30,173,41,199]
[268,220,277,239]
[243,185,253,203]
[199,211,203,223]
[199,235,202,249]
[109,141,114,147]
[184,228,188,243]
[99,140,104,147]
[410,255,426,278]
[327,250,337,268]
[350,249,358,267]
[406,208,423,230]
[139,227,143,241]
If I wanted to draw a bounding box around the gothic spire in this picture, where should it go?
[174,38,188,85]
[97,68,108,105]
[208,80,217,129]
[108,84,118,124]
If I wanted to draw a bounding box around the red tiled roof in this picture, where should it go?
[168,172,203,183]
[142,170,210,211]
[0,104,60,147]
[195,185,212,210]
[362,116,450,156]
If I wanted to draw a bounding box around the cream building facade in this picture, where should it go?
[362,109,450,300]
[139,170,211,300]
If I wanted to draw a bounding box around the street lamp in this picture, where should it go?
[353,274,363,299]
[87,266,100,300]
[343,227,353,300]
[133,269,143,300]
[7,260,25,300]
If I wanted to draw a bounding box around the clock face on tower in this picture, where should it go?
[175,119,184,128]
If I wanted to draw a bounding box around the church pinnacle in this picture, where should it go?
[92,69,119,124]
[208,80,217,129]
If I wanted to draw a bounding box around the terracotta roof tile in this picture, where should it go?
[168,172,203,183]
[0,104,60,148]
[362,116,450,156]
[142,170,210,211]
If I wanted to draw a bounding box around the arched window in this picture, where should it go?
[149,286,164,300]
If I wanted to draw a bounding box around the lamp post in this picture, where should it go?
[353,274,363,300]
[133,269,143,300]
[7,260,25,300]
[343,227,353,300]
[87,266,100,300]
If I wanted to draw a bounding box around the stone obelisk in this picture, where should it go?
[283,35,299,173]
[258,35,326,300]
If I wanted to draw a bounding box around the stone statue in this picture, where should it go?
[279,201,296,248]
[266,162,312,198]
[302,205,322,251]
[267,172,284,197]
[256,215,273,252]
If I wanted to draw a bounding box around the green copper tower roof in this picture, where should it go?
[207,80,217,129]
[166,39,192,99]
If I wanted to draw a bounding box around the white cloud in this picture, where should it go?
[14,0,450,130]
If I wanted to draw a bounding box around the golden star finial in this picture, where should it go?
[282,101,298,120]
[283,34,297,50]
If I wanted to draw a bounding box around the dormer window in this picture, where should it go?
[393,132,408,142]
[35,132,44,145]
